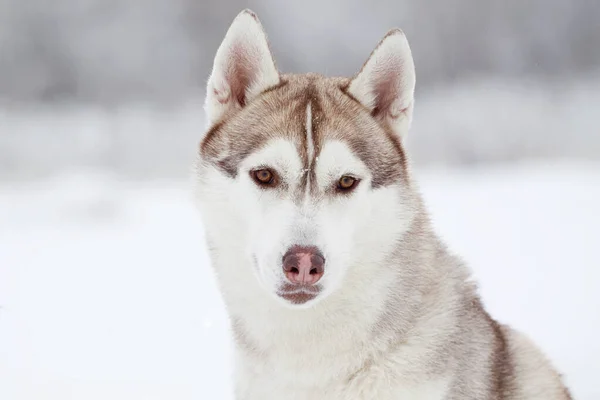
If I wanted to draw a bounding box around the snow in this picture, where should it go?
[1,162,599,399]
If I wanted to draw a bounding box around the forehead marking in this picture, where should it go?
[200,77,407,188]
[305,101,314,168]
[304,101,314,197]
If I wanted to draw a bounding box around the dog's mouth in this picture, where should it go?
[277,283,321,305]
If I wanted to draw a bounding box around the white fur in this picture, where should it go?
[304,102,314,197]
[196,136,423,399]
[305,102,314,166]
[195,11,571,400]
[198,137,411,311]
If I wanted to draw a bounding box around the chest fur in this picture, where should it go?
[234,345,449,400]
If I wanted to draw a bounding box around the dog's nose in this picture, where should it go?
[282,245,325,285]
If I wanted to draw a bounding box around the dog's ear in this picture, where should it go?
[204,9,280,126]
[346,30,416,139]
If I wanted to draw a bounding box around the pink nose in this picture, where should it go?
[282,246,325,285]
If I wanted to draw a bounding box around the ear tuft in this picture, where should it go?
[204,10,280,126]
[347,29,416,139]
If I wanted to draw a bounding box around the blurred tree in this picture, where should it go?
[0,0,598,104]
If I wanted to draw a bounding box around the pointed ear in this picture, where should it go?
[346,29,416,139]
[204,10,280,126]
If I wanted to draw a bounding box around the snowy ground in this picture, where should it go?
[0,162,599,399]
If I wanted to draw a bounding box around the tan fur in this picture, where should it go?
[201,74,408,188]
[195,10,572,400]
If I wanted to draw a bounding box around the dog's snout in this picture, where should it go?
[282,245,325,285]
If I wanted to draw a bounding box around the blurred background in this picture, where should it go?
[1,0,600,178]
[1,1,599,399]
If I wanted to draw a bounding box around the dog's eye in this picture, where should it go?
[337,175,359,192]
[251,168,276,186]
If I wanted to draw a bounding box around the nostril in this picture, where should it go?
[291,266,299,275]
[309,268,318,275]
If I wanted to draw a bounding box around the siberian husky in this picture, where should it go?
[194,9,572,400]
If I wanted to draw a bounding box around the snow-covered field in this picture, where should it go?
[1,162,599,399]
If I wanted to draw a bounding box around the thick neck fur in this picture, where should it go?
[208,196,477,392]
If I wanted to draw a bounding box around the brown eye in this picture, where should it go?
[252,169,275,186]
[338,175,359,191]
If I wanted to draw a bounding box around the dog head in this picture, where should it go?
[196,10,418,309]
